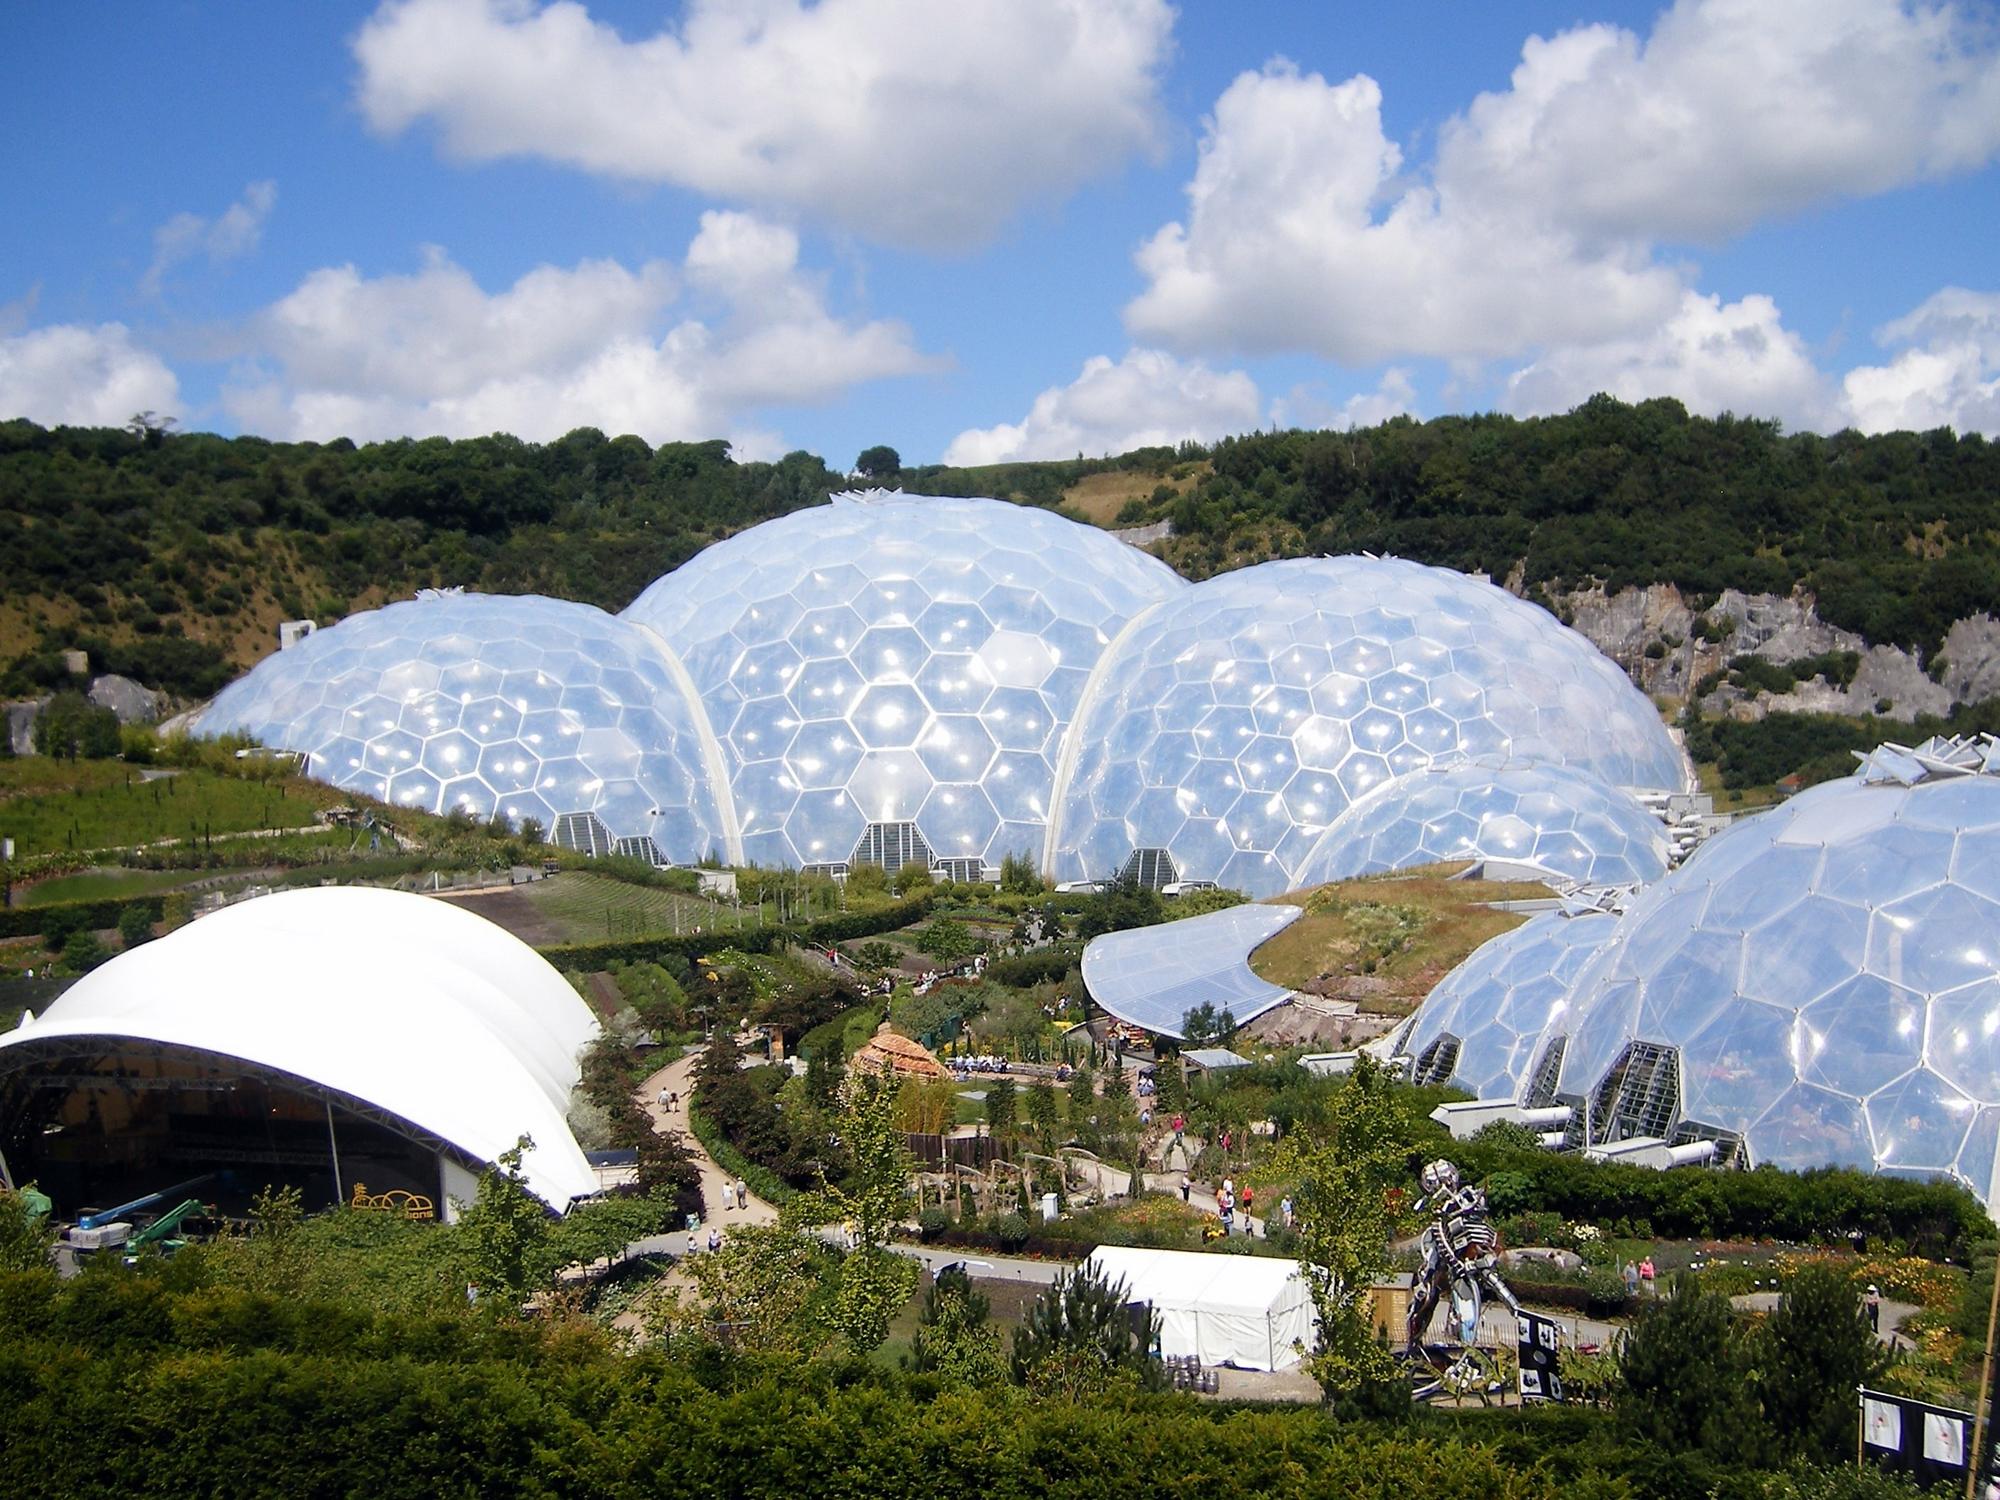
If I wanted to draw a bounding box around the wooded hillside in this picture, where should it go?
[5,397,1995,701]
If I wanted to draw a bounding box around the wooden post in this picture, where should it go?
[1969,1254,2000,1499]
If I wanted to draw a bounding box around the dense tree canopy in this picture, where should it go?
[6,400,1997,704]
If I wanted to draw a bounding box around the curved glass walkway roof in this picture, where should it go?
[1080,902,1302,1039]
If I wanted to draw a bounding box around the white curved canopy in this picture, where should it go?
[1082,902,1301,1038]
[0,886,600,1209]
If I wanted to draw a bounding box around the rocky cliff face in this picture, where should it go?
[1551,580,2000,722]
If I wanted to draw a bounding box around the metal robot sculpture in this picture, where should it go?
[1405,1157,1520,1354]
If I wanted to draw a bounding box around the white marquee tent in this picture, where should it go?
[1086,1245,1317,1372]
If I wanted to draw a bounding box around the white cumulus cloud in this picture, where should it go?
[352,0,1171,250]
[1442,0,2000,245]
[943,348,1261,466]
[0,323,181,428]
[1124,64,1684,364]
[1501,291,1830,425]
[1840,287,2000,434]
[1127,1,2000,372]
[143,180,277,296]
[226,210,940,444]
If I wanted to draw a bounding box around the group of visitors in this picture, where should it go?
[717,1176,751,1212]
[1619,1257,1659,1298]
[1176,1174,1265,1237]
[656,1087,681,1112]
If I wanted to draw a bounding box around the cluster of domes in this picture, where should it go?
[1399,737,2000,1203]
[199,492,1687,897]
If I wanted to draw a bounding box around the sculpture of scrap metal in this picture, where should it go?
[1406,1157,1520,1353]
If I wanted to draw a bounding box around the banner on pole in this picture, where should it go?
[1858,1387,1972,1489]
[1516,1311,1565,1402]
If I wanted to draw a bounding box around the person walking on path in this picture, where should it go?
[1639,1256,1656,1296]
[1179,1175,1191,1203]
[735,1178,748,1210]
[1866,1284,1882,1330]
[1281,1195,1294,1230]
[708,1226,722,1254]
[1623,1260,1640,1300]
[721,1180,736,1212]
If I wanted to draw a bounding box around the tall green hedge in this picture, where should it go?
[0,1263,1925,1499]
[0,894,166,941]
[535,894,935,970]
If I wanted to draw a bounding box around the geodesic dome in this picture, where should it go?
[1551,766,2000,1196]
[1292,762,1671,891]
[198,592,732,859]
[1396,908,1623,1102]
[620,491,1184,870]
[1046,556,1687,898]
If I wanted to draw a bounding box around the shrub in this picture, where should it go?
[918,1208,950,1242]
[993,1212,1030,1251]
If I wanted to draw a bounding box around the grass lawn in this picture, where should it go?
[19,868,200,905]
[0,763,338,857]
[518,871,736,944]
[1250,866,1554,1013]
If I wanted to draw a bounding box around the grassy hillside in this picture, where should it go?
[1251,867,1554,1016]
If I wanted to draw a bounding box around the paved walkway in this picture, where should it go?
[634,1048,779,1242]
[1729,1289,1918,1348]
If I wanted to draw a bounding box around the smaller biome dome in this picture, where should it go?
[1552,759,2000,1197]
[0,886,600,1208]
[1396,908,1623,1102]
[1293,762,1670,891]
[621,491,1185,871]
[1048,556,1688,898]
[199,592,731,860]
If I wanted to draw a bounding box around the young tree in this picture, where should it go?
[911,1265,1005,1386]
[781,1068,919,1353]
[1618,1273,1769,1462]
[998,851,1045,895]
[1756,1264,1892,1463]
[1181,1002,1220,1046]
[1011,1260,1161,1397]
[1027,1080,1060,1147]
[456,1136,554,1307]
[0,1186,56,1273]
[58,928,108,976]
[656,1223,836,1356]
[116,903,155,950]
[894,1076,957,1134]
[1268,1054,1416,1399]
[985,1076,1017,1142]
[804,1045,847,1110]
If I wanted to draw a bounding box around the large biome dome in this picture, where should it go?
[194,498,1684,894]
[1393,907,1622,1103]
[1537,752,2000,1196]
[621,491,1185,871]
[1292,761,1671,892]
[1047,556,1687,897]
[199,592,731,860]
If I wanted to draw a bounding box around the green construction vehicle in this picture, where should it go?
[119,1198,212,1263]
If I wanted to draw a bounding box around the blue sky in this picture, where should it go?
[5,0,1998,466]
